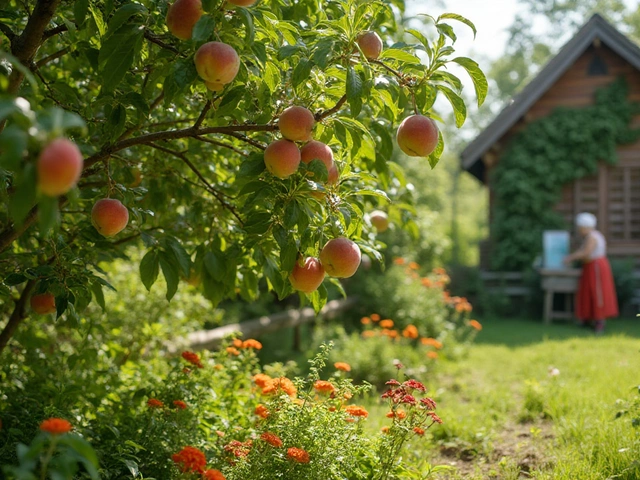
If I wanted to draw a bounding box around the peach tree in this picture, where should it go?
[0,0,486,353]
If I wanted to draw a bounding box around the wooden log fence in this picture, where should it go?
[180,297,358,352]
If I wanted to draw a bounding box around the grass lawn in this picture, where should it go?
[391,316,640,479]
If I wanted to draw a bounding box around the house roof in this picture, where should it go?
[461,14,640,182]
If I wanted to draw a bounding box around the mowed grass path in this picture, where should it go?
[398,317,640,479]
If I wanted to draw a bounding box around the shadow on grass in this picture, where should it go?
[475,315,640,347]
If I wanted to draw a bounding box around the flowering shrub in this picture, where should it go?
[2,340,445,479]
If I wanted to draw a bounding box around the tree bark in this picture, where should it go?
[0,279,36,354]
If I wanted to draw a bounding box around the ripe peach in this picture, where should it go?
[301,140,334,173]
[166,0,203,40]
[327,164,339,185]
[278,106,315,142]
[319,237,361,278]
[264,139,300,179]
[227,0,257,6]
[396,115,439,157]
[289,257,325,293]
[37,138,83,197]
[357,31,383,60]
[369,210,389,232]
[30,293,56,315]
[195,42,240,88]
[91,199,129,237]
[204,80,225,92]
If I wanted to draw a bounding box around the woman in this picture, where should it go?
[564,212,618,333]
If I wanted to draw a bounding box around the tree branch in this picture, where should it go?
[8,0,62,94]
[222,131,267,150]
[42,23,68,41]
[0,278,36,354]
[144,30,181,56]
[371,59,406,82]
[0,22,16,42]
[315,94,347,121]
[147,142,244,225]
[194,135,247,156]
[35,46,70,68]
[194,100,212,129]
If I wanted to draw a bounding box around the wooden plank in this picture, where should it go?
[480,271,524,281]
[182,297,358,351]
[598,164,608,238]
[624,167,631,240]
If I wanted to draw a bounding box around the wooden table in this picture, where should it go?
[540,269,581,324]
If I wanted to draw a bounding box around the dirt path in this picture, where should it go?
[431,420,555,479]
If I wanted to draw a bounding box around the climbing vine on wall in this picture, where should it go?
[491,78,640,270]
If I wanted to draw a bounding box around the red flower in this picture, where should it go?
[203,469,225,480]
[260,432,283,448]
[469,319,482,331]
[429,412,443,424]
[402,379,426,392]
[171,446,207,473]
[40,418,72,435]
[224,440,252,458]
[345,405,369,418]
[147,398,164,409]
[420,397,437,410]
[252,373,272,388]
[173,400,187,410]
[255,404,269,419]
[182,351,203,368]
[401,394,417,405]
[287,447,310,463]
[385,379,400,386]
[414,427,425,436]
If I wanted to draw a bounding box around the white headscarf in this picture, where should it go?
[575,212,597,228]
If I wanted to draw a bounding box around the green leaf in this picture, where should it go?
[437,85,466,127]
[0,125,27,171]
[312,38,334,69]
[74,0,89,26]
[192,15,215,43]
[204,251,225,282]
[139,250,159,291]
[280,242,298,274]
[99,24,144,92]
[244,211,272,235]
[9,163,36,226]
[60,435,99,479]
[106,3,148,34]
[164,237,191,277]
[378,49,421,64]
[306,159,329,183]
[55,294,68,319]
[89,4,106,36]
[90,282,106,311]
[352,188,390,202]
[292,58,313,88]
[405,28,432,60]
[0,52,39,91]
[201,0,216,12]
[4,273,27,286]
[263,62,281,93]
[346,65,363,117]
[311,283,327,313]
[38,195,59,235]
[436,23,456,43]
[437,13,477,39]
[452,56,488,106]
[159,253,179,301]
[235,7,255,45]
[428,130,445,169]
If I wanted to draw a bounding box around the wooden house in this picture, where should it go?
[461,14,640,270]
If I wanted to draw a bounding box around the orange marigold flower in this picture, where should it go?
[204,469,225,480]
[362,330,376,338]
[408,261,419,270]
[226,347,240,356]
[173,400,187,410]
[216,430,226,437]
[39,418,72,435]
[182,367,191,374]
[214,364,224,370]
[328,406,337,412]
[469,319,482,331]
[252,373,273,388]
[370,314,381,321]
[181,351,203,368]
[147,398,164,409]
[420,337,443,349]
[242,339,262,350]
[313,380,335,394]
[224,440,252,458]
[255,404,269,419]
[171,446,207,473]
[433,267,446,275]
[260,432,283,448]
[402,325,419,339]
[232,338,243,348]
[386,409,406,419]
[427,351,439,360]
[334,362,351,372]
[414,427,425,436]
[345,405,369,418]
[421,277,433,288]
[379,319,394,328]
[262,377,296,397]
[287,447,310,463]
[360,316,371,325]
[381,426,390,434]
[393,257,406,265]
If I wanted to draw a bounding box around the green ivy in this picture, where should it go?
[491,78,640,270]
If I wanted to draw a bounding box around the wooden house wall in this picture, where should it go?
[482,43,640,268]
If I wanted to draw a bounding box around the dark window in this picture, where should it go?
[587,54,608,76]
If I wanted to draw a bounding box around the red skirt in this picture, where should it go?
[576,257,619,320]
